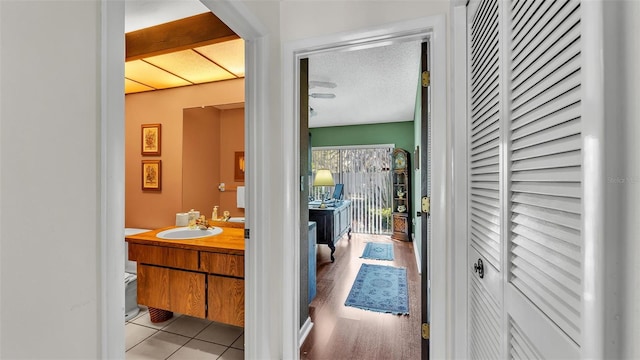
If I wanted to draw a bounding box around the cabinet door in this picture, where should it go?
[137,264,206,318]
[208,275,244,326]
[309,209,331,245]
[339,206,349,235]
[333,209,341,241]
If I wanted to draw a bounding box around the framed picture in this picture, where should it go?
[234,151,245,182]
[142,160,161,191]
[141,123,161,156]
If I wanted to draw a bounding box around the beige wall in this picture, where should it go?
[218,108,246,216]
[125,79,244,229]
[182,106,221,219]
[182,106,245,220]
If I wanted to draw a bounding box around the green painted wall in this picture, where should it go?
[309,121,414,153]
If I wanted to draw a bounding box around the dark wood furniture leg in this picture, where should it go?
[329,239,336,262]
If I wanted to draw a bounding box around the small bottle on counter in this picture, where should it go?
[188,209,198,229]
[212,206,219,221]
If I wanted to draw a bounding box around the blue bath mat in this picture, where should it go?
[345,263,408,315]
[360,242,394,261]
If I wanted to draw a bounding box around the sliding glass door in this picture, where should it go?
[311,145,393,234]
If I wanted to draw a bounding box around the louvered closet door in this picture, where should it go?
[468,0,503,358]
[468,0,584,358]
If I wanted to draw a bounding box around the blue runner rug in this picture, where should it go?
[345,263,409,315]
[360,242,394,261]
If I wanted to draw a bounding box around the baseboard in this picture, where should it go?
[299,316,314,347]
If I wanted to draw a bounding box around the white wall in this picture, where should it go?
[279,0,449,42]
[239,1,450,358]
[8,1,636,359]
[0,1,104,358]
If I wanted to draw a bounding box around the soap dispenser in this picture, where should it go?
[212,206,219,221]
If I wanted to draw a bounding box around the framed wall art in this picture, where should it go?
[142,160,161,191]
[235,151,245,182]
[141,123,161,156]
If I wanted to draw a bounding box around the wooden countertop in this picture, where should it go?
[125,224,244,255]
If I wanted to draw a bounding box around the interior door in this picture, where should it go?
[299,57,311,327]
[467,0,585,358]
[419,40,431,358]
[467,1,503,356]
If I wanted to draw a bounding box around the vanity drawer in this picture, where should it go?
[200,252,244,278]
[128,243,198,271]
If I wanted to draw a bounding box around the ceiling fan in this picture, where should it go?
[309,80,337,99]
[309,80,336,89]
[309,80,336,117]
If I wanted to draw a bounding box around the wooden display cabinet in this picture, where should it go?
[391,148,411,241]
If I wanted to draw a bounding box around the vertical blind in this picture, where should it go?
[312,146,393,234]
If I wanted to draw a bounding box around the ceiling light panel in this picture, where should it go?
[196,39,245,77]
[125,78,155,94]
[125,60,191,89]
[144,50,236,83]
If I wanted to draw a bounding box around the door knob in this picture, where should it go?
[473,258,484,279]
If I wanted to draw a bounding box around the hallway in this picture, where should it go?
[301,233,422,359]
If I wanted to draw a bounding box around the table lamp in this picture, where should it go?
[313,169,335,208]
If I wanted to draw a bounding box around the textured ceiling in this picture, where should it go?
[308,41,421,128]
[125,0,421,128]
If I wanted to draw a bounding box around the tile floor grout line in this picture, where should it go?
[163,342,184,360]
[126,325,159,352]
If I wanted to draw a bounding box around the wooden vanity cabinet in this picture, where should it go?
[200,251,245,327]
[137,264,206,318]
[200,252,244,277]
[128,243,244,326]
[208,275,244,326]
[128,243,199,270]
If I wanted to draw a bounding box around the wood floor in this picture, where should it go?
[300,233,422,360]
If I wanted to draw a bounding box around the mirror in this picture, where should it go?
[182,104,245,219]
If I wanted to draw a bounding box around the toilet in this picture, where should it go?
[124,228,150,320]
[124,272,138,320]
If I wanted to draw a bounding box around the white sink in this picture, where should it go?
[156,226,223,240]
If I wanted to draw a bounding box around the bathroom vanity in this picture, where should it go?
[125,224,244,327]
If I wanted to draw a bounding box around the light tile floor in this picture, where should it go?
[126,306,244,360]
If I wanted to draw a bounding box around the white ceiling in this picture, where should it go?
[125,0,421,128]
[307,42,421,128]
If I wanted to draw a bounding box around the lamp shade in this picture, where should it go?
[313,169,335,186]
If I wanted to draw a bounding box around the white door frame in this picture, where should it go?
[283,14,450,358]
[451,1,469,358]
[100,1,271,358]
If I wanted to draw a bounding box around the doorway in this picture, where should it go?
[287,14,447,357]
[104,1,270,358]
[123,5,248,360]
